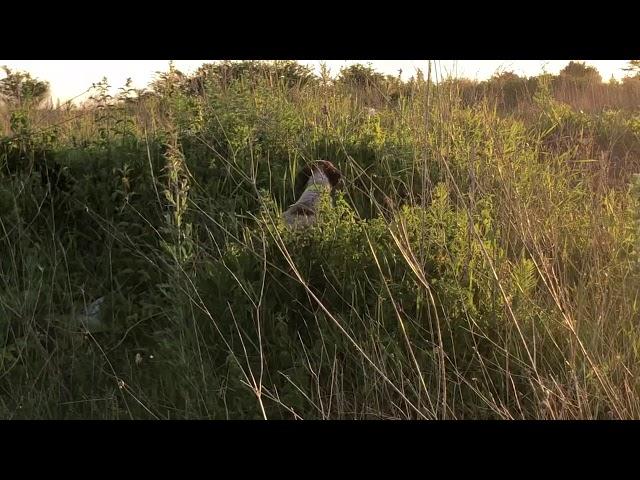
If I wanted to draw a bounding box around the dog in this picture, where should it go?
[283,160,343,228]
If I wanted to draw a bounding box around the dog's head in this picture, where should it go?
[294,160,343,198]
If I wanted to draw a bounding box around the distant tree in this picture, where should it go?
[196,60,262,89]
[483,71,534,111]
[624,60,640,77]
[337,63,385,89]
[0,66,50,108]
[271,61,318,89]
[183,61,317,94]
[491,71,522,83]
[558,61,602,83]
[621,74,640,104]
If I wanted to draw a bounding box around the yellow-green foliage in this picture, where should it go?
[1,62,640,419]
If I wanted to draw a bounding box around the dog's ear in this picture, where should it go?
[318,160,343,189]
[294,163,313,198]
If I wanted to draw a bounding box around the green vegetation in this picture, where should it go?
[1,60,640,419]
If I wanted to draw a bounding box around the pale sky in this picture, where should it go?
[0,60,633,104]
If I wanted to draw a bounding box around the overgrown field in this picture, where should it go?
[1,61,640,419]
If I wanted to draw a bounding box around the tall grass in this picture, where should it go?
[1,61,639,419]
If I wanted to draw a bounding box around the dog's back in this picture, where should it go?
[283,160,342,228]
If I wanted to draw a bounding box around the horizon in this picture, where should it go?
[0,60,633,104]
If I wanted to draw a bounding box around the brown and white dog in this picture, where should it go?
[283,160,343,228]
